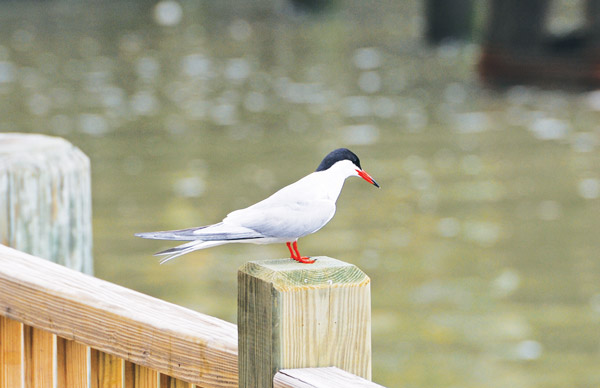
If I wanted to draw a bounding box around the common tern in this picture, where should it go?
[136,148,379,264]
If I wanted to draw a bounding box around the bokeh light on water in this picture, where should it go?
[1,0,600,386]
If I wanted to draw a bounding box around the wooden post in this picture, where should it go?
[0,133,92,274]
[238,257,371,388]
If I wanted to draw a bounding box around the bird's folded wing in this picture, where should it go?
[135,223,263,241]
[225,200,336,238]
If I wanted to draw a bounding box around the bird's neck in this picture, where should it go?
[311,169,350,202]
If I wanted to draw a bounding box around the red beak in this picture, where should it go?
[356,169,380,188]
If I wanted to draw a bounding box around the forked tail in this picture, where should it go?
[154,240,228,264]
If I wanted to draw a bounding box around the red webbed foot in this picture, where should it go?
[295,255,316,264]
[286,241,316,264]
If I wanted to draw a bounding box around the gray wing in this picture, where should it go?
[225,200,336,239]
[135,223,264,241]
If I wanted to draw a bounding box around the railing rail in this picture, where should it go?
[274,368,385,388]
[0,244,238,387]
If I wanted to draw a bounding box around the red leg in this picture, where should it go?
[286,242,297,260]
[292,241,316,264]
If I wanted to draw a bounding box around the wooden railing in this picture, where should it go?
[0,245,385,388]
[0,244,237,387]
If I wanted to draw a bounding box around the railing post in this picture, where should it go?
[238,256,371,388]
[0,133,92,274]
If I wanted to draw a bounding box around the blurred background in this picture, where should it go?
[1,0,600,386]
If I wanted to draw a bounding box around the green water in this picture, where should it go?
[1,1,600,386]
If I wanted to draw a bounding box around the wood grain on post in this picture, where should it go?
[57,337,89,388]
[0,133,92,274]
[0,316,23,388]
[238,257,371,388]
[24,326,54,388]
[159,374,193,388]
[125,362,159,388]
[91,350,123,388]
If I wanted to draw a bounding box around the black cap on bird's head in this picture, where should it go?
[316,148,379,188]
[316,148,362,171]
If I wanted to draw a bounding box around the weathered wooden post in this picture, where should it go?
[238,256,371,388]
[0,133,92,274]
[0,133,93,387]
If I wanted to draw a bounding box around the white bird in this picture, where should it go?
[136,148,379,264]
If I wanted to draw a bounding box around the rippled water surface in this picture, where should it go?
[1,1,600,387]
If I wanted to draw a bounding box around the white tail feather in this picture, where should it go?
[156,240,228,264]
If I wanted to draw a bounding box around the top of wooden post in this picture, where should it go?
[0,133,76,155]
[240,257,370,291]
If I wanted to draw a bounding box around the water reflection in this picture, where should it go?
[1,0,599,387]
[578,178,600,199]
[154,0,183,27]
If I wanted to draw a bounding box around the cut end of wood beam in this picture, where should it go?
[240,257,370,291]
